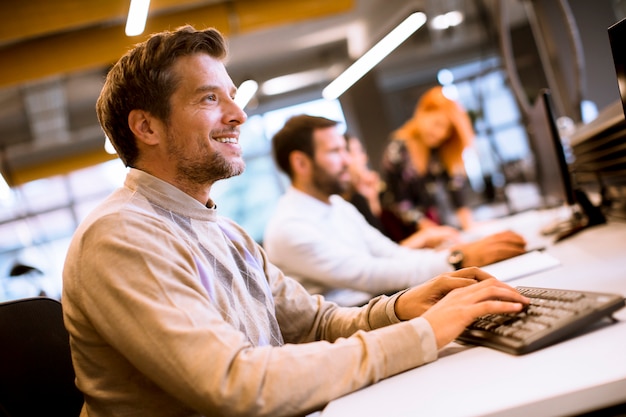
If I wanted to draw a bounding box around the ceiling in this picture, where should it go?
[0,0,527,187]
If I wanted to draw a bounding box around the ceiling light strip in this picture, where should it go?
[126,0,151,37]
[322,12,427,100]
[234,80,259,109]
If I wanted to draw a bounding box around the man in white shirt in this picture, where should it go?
[264,115,527,306]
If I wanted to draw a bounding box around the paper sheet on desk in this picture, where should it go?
[480,250,561,282]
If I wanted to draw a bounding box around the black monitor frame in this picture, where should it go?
[526,89,605,241]
[609,17,626,119]
[527,89,577,208]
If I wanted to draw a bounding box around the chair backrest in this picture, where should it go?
[0,297,83,417]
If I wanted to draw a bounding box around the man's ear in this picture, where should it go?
[128,109,161,146]
[289,151,312,176]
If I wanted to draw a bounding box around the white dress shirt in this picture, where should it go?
[264,187,452,305]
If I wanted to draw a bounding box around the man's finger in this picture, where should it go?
[450,266,496,282]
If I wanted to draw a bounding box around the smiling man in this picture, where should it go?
[62,26,528,417]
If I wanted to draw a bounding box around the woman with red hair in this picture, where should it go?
[380,86,476,241]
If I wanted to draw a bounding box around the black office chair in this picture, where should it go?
[0,297,84,417]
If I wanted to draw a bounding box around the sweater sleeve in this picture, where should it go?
[262,258,439,414]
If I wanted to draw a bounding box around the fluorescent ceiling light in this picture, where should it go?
[346,22,367,59]
[125,0,151,37]
[234,80,259,109]
[295,26,350,50]
[104,136,117,155]
[437,68,454,85]
[430,11,464,30]
[442,84,459,101]
[0,173,11,202]
[322,12,427,100]
[261,67,338,96]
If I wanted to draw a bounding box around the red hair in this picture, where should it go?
[394,86,474,176]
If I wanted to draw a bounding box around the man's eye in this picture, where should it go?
[205,94,217,101]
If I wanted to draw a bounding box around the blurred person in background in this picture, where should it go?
[343,132,460,249]
[380,86,476,242]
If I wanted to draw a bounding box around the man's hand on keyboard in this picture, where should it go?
[396,268,530,349]
[395,267,492,319]
[451,230,527,267]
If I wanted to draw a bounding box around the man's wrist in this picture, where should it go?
[392,288,413,321]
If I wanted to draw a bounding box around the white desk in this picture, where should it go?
[322,213,626,417]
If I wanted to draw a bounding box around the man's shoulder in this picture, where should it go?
[263,192,327,247]
[268,189,315,220]
[74,186,181,244]
[329,194,373,221]
[265,195,306,234]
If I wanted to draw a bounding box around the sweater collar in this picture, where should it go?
[125,168,217,220]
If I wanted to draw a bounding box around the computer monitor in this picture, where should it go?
[526,89,605,241]
[608,17,626,118]
[527,89,576,209]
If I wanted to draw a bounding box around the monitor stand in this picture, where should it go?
[544,189,607,243]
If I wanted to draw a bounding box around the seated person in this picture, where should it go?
[62,26,529,416]
[343,132,461,249]
[264,115,527,306]
[380,86,477,239]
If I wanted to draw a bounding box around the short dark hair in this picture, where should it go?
[96,25,228,167]
[271,114,339,179]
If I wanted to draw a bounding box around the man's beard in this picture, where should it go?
[312,163,348,196]
[168,132,245,185]
[178,151,245,184]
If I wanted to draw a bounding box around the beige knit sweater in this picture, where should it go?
[62,168,437,417]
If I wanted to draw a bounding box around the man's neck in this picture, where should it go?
[292,183,331,204]
[134,165,213,206]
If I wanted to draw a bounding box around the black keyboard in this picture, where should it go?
[457,286,625,355]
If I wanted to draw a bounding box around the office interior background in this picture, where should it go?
[0,0,625,302]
